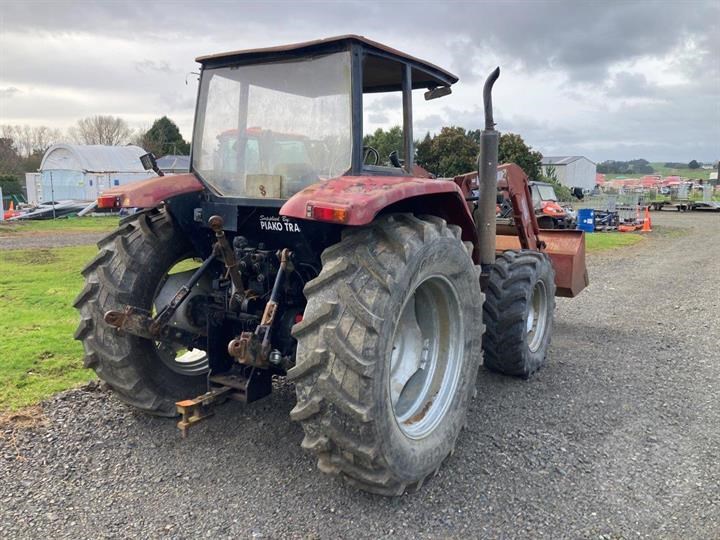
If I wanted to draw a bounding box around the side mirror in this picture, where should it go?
[139,153,165,177]
[424,86,452,101]
[140,152,157,171]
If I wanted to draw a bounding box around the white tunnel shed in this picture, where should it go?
[31,144,154,203]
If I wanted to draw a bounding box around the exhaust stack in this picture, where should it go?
[476,67,501,267]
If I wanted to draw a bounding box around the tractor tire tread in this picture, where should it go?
[291,213,481,496]
[74,207,204,416]
[482,249,555,377]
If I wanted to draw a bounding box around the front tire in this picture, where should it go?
[289,214,483,495]
[482,250,556,377]
[73,208,207,416]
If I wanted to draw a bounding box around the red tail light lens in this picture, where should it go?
[97,195,120,208]
[307,204,349,224]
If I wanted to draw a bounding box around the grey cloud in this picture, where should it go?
[365,94,401,125]
[135,60,175,75]
[5,1,718,85]
[0,86,21,98]
[414,114,447,135]
[430,87,719,162]
[161,91,197,111]
[438,1,719,83]
[2,40,192,95]
[1,0,718,160]
[369,94,401,111]
[2,90,107,122]
[607,72,652,97]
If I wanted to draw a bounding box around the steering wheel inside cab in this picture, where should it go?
[362,146,379,166]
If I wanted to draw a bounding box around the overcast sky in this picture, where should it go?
[1,0,718,162]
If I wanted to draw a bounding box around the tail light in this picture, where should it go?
[306,203,350,224]
[97,195,120,209]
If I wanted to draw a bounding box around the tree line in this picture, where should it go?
[0,116,189,197]
[596,159,654,175]
[364,126,577,200]
[596,159,707,174]
[364,126,545,180]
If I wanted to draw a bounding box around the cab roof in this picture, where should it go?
[196,34,458,93]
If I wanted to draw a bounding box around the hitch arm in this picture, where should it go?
[259,248,291,352]
[208,215,245,295]
[105,252,216,341]
[228,248,291,366]
[105,214,243,341]
[149,252,216,334]
[104,305,200,346]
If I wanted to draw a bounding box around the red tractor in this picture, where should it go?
[76,36,587,496]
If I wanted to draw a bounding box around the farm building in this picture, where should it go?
[24,172,40,203]
[156,154,190,174]
[541,156,597,191]
[27,144,154,204]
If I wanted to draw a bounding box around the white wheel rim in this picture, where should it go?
[527,281,548,353]
[389,275,464,440]
[153,265,209,376]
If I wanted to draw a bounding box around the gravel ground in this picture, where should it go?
[0,230,105,250]
[1,211,718,539]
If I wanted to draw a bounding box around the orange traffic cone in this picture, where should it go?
[641,206,652,232]
[8,200,14,211]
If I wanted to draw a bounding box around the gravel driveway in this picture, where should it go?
[1,211,718,539]
[0,230,106,250]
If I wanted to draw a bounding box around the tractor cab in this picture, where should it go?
[191,35,457,201]
[530,181,561,207]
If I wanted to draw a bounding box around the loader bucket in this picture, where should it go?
[495,229,588,297]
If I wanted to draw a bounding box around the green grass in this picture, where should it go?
[585,232,645,252]
[0,216,119,235]
[605,163,713,181]
[0,245,98,410]
[647,163,713,180]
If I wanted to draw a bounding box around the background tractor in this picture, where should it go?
[496,177,576,229]
[76,35,587,496]
[528,180,576,229]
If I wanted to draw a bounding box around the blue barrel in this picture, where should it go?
[577,208,595,232]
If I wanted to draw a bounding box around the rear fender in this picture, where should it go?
[98,173,204,208]
[280,176,479,262]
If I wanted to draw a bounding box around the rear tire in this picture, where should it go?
[482,250,555,377]
[289,214,483,495]
[73,207,207,416]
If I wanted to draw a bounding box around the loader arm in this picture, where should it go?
[458,163,588,298]
[497,163,544,251]
[495,164,588,298]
